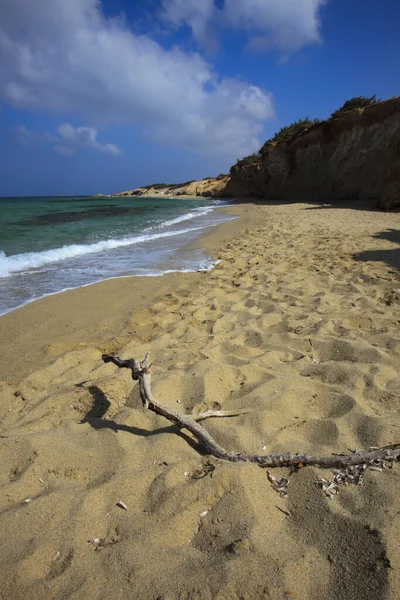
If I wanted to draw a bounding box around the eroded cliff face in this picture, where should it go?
[223,97,400,209]
[114,175,229,198]
[112,98,400,208]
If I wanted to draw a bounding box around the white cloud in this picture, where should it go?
[0,0,274,160]
[56,123,121,155]
[161,0,215,45]
[225,0,327,52]
[16,123,121,157]
[161,0,326,53]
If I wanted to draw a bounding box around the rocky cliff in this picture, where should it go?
[114,174,229,198]
[113,97,400,209]
[223,97,400,209]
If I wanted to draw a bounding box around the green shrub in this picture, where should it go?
[229,152,262,173]
[142,181,195,190]
[331,95,379,118]
[270,117,321,144]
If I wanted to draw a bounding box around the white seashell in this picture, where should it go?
[24,498,32,503]
[117,501,128,510]
[199,511,208,518]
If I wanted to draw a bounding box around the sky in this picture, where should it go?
[0,0,399,197]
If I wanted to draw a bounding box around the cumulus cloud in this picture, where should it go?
[161,0,215,45]
[16,123,121,157]
[225,0,327,52]
[0,0,274,160]
[56,123,121,155]
[161,0,327,53]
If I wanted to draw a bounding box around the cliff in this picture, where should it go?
[223,96,400,209]
[113,97,400,209]
[114,174,229,198]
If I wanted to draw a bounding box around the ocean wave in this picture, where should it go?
[156,206,214,228]
[137,258,221,276]
[0,259,222,316]
[0,225,208,278]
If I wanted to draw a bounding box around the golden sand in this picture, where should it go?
[0,200,400,600]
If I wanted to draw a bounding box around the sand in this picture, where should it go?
[0,199,400,600]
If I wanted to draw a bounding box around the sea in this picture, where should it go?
[0,195,234,315]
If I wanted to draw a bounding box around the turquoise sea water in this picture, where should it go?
[0,195,233,315]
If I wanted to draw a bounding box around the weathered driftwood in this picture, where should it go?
[102,353,400,469]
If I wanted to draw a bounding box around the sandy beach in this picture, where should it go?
[1,200,400,600]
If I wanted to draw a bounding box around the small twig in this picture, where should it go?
[275,506,291,516]
[193,409,250,422]
[102,353,400,469]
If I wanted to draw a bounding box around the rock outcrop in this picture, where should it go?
[223,97,400,209]
[114,175,229,198]
[112,97,400,209]
[380,157,400,210]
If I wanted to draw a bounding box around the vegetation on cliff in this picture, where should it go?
[270,117,322,144]
[231,96,379,173]
[140,180,195,191]
[330,94,379,119]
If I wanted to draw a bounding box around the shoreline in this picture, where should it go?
[0,197,234,317]
[1,199,400,599]
[0,203,262,380]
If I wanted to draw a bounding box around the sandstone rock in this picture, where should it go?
[223,97,400,209]
[378,157,400,209]
[109,97,400,209]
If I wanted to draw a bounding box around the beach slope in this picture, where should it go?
[0,201,400,600]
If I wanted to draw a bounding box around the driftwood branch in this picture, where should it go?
[102,353,400,469]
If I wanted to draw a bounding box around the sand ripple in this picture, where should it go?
[1,201,400,599]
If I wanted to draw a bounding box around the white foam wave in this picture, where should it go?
[0,259,222,316]
[0,226,207,278]
[156,206,213,228]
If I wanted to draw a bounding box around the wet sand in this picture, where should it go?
[0,200,400,600]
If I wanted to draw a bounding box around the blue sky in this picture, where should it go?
[0,0,399,197]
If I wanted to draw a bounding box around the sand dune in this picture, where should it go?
[1,200,400,599]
